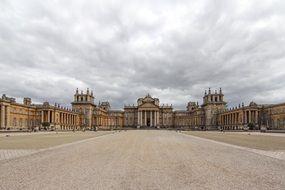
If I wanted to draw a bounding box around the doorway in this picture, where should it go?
[147,119,150,127]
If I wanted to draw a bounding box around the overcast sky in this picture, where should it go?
[0,0,285,110]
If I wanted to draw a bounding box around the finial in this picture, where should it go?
[76,88,79,94]
[91,90,93,96]
[219,87,222,94]
[215,90,217,94]
[87,88,89,94]
[205,90,207,95]
[81,90,83,94]
[208,88,211,94]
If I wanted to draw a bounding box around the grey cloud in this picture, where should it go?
[1,0,285,110]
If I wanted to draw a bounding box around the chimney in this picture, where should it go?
[23,98,31,106]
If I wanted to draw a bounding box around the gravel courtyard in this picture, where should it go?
[0,130,285,190]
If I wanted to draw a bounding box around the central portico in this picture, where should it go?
[124,94,173,128]
[137,94,160,128]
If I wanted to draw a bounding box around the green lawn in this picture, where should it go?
[183,131,285,151]
[0,131,113,149]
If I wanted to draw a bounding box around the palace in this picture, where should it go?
[1,88,285,131]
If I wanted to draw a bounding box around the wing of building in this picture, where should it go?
[1,88,285,131]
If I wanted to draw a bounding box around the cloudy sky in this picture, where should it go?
[0,0,285,110]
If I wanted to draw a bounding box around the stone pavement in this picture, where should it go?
[0,149,37,161]
[0,130,284,190]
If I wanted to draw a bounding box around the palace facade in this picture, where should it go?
[1,88,285,131]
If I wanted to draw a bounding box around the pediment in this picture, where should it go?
[143,97,154,103]
[139,102,158,108]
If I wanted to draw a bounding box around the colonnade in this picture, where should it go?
[220,110,259,126]
[137,110,159,127]
[41,110,77,126]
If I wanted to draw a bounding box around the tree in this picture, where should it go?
[41,122,50,130]
[248,123,255,130]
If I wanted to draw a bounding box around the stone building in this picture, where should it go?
[124,94,173,128]
[1,88,285,131]
[0,94,81,131]
[218,101,285,130]
[71,89,124,130]
[218,102,260,130]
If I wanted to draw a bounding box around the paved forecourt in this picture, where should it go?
[0,130,285,190]
[0,131,113,160]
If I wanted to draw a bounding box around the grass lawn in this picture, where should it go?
[0,131,113,149]
[183,131,285,151]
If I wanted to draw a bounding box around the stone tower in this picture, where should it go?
[187,102,199,112]
[201,88,226,129]
[71,88,96,129]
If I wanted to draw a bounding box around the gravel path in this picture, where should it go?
[0,130,285,190]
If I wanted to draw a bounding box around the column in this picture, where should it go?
[140,111,142,126]
[47,110,50,123]
[52,111,55,123]
[64,113,66,125]
[1,105,5,129]
[154,111,157,127]
[157,111,159,126]
[68,113,71,125]
[137,111,139,126]
[6,106,10,128]
[144,111,147,126]
[150,111,153,127]
[255,111,258,124]
[41,111,44,123]
[249,111,251,123]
